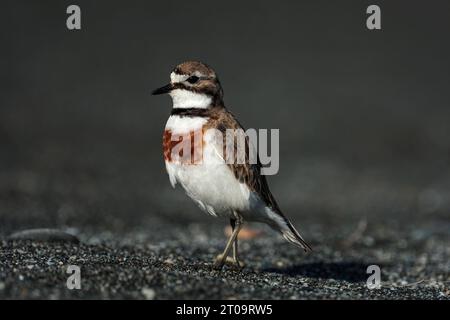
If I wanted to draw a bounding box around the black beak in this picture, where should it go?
[152,83,173,95]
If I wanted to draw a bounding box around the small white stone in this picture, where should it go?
[141,287,156,300]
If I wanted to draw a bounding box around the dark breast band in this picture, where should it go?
[171,108,211,117]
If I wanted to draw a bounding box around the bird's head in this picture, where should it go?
[152,61,223,109]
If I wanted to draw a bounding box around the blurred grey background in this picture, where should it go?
[1,0,449,237]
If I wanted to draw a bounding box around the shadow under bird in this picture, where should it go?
[152,61,311,270]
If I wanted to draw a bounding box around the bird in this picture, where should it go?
[152,61,311,270]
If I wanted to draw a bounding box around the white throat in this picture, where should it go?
[170,89,212,109]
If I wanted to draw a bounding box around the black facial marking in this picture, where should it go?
[187,76,199,84]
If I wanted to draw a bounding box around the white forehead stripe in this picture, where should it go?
[170,72,188,83]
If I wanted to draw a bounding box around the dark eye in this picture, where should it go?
[187,76,199,84]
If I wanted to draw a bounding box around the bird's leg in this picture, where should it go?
[231,218,245,268]
[214,217,243,270]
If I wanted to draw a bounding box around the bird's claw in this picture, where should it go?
[213,254,245,270]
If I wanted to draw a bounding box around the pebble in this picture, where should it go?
[8,229,80,243]
[141,287,156,300]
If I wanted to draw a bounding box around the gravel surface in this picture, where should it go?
[1,217,448,299]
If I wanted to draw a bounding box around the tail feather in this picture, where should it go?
[281,220,312,252]
[263,205,312,252]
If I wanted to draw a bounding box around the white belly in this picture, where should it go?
[166,162,252,217]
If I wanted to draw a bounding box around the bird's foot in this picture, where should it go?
[213,254,245,270]
[230,258,245,270]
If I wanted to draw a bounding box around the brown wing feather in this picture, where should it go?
[204,107,280,211]
[204,107,297,230]
[204,107,312,252]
